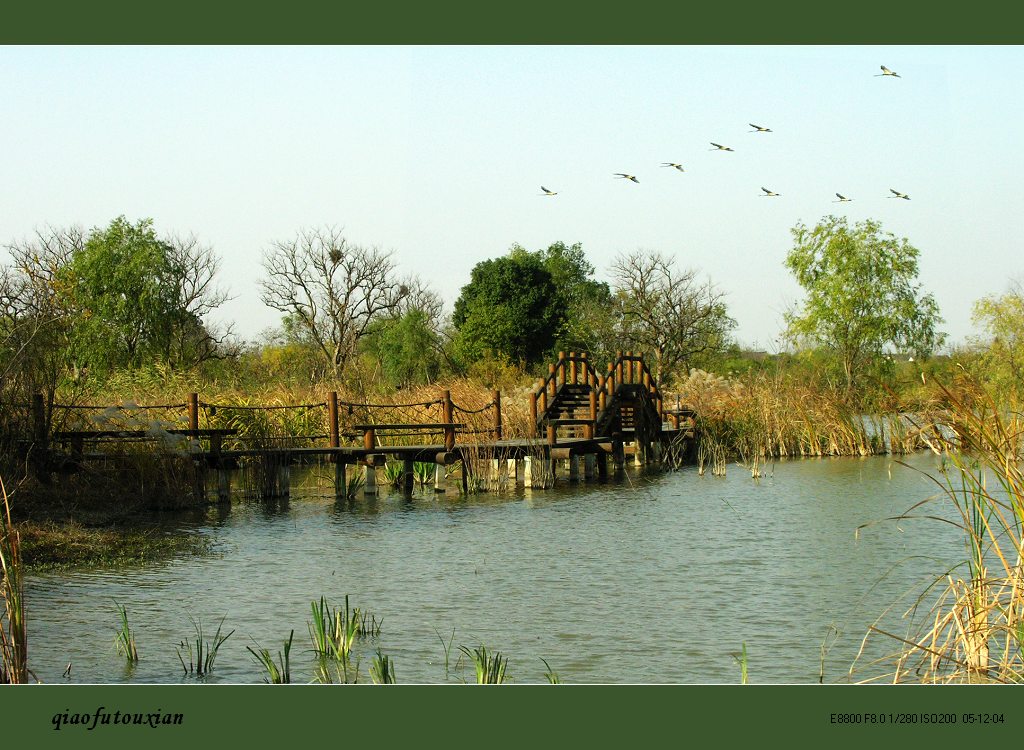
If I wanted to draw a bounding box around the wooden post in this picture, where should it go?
[616,351,624,386]
[570,351,578,384]
[441,390,455,451]
[626,352,634,384]
[492,389,502,440]
[402,459,415,497]
[188,393,199,431]
[328,392,339,448]
[558,351,566,385]
[581,351,590,385]
[31,392,49,482]
[335,461,347,499]
[547,423,556,447]
[217,467,231,504]
[587,391,597,439]
[529,389,538,438]
[598,375,607,411]
[548,364,556,400]
[363,427,376,452]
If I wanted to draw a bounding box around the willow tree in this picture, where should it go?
[784,216,944,392]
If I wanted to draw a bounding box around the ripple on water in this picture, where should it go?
[23,452,963,684]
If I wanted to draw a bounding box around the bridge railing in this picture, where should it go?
[530,351,600,437]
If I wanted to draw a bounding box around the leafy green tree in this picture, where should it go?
[363,308,443,388]
[968,281,1024,398]
[536,241,613,355]
[784,216,945,392]
[452,249,564,367]
[61,217,231,374]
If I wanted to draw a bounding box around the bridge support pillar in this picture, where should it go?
[597,451,608,480]
[568,455,579,482]
[508,458,519,485]
[277,462,291,499]
[634,441,644,467]
[334,461,347,499]
[434,463,446,493]
[403,459,415,497]
[216,467,231,504]
[584,454,596,480]
[613,441,625,475]
[363,464,377,496]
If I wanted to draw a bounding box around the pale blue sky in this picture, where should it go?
[2,45,1021,351]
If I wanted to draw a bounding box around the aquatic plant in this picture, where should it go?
[247,630,293,684]
[177,614,233,676]
[369,648,396,684]
[732,642,749,684]
[855,379,1024,683]
[460,644,509,684]
[307,595,371,662]
[0,478,29,684]
[435,626,456,679]
[113,600,139,663]
[540,658,560,684]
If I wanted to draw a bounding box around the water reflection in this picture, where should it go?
[22,452,965,684]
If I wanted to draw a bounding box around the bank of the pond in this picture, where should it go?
[17,520,210,572]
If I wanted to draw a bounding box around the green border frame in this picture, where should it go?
[4,1,1024,745]
[3,1,1024,43]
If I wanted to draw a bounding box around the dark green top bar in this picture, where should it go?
[4,0,1023,44]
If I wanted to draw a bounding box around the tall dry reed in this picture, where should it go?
[1,477,29,683]
[853,379,1024,683]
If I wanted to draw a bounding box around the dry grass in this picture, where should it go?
[1,477,29,683]
[852,379,1024,683]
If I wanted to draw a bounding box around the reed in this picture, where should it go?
[113,600,139,663]
[854,379,1024,683]
[369,648,396,684]
[247,630,293,684]
[732,642,749,684]
[0,477,29,683]
[177,614,234,676]
[435,626,456,678]
[459,644,509,684]
[308,595,371,662]
[540,658,560,684]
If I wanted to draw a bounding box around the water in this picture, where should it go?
[23,452,967,684]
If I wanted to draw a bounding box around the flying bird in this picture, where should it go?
[540,186,558,196]
[876,65,901,78]
[661,163,685,171]
[710,142,734,151]
[760,187,780,197]
[889,188,910,200]
[614,173,639,183]
[834,193,853,202]
[749,123,772,133]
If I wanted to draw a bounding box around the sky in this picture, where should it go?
[2,45,1021,352]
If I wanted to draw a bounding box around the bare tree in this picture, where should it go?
[611,250,734,385]
[259,227,408,379]
[164,233,236,368]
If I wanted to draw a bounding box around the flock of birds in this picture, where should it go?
[539,65,911,204]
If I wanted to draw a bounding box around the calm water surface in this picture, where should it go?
[24,452,966,684]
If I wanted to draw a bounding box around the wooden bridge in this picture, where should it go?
[17,351,696,503]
